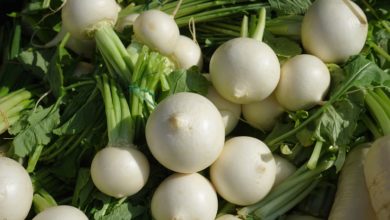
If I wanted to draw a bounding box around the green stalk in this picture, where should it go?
[238,160,333,217]
[94,25,133,84]
[5,99,33,118]
[259,180,319,220]
[365,91,390,135]
[362,114,382,139]
[98,74,134,146]
[240,15,249,37]
[253,180,312,219]
[307,141,323,170]
[373,89,390,118]
[27,144,44,173]
[175,3,265,26]
[251,7,266,42]
[367,41,390,62]
[267,59,374,148]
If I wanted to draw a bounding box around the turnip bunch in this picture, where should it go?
[91,74,149,198]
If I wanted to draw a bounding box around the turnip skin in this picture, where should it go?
[32,205,88,220]
[364,135,390,220]
[171,35,203,70]
[90,146,149,198]
[210,136,276,206]
[206,85,241,135]
[273,155,296,187]
[151,173,218,220]
[275,54,330,111]
[133,10,180,55]
[0,156,33,220]
[146,92,225,173]
[209,37,280,104]
[242,94,284,131]
[329,144,376,220]
[301,0,368,63]
[115,13,139,32]
[61,0,120,40]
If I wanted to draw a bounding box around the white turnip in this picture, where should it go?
[364,135,390,219]
[209,37,280,104]
[0,156,33,220]
[32,205,88,220]
[242,94,284,131]
[133,10,180,55]
[329,144,376,220]
[146,92,225,173]
[205,82,241,135]
[171,35,203,69]
[301,0,368,63]
[273,155,296,187]
[275,54,330,111]
[91,146,149,198]
[151,173,218,220]
[210,136,276,206]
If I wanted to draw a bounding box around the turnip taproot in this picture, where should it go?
[301,0,368,63]
[32,205,88,220]
[275,54,330,111]
[364,135,390,219]
[210,37,280,104]
[146,92,225,173]
[62,0,120,40]
[273,155,296,187]
[151,173,218,220]
[242,94,284,131]
[133,10,180,55]
[210,136,276,205]
[0,156,33,220]
[205,82,241,135]
[329,144,376,220]
[171,35,203,69]
[91,146,149,198]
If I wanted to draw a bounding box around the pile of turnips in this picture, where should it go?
[0,0,372,219]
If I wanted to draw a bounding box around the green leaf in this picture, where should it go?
[18,48,51,78]
[263,31,302,58]
[54,89,101,135]
[98,203,146,220]
[314,93,365,146]
[72,168,95,208]
[12,104,61,157]
[268,0,312,15]
[161,67,209,98]
[47,35,73,98]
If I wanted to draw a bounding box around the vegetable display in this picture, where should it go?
[0,0,389,219]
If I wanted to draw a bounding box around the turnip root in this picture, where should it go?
[210,136,276,205]
[206,83,241,135]
[146,92,225,173]
[329,144,376,220]
[275,54,330,111]
[209,37,280,104]
[301,0,368,63]
[151,173,218,220]
[273,155,296,187]
[0,156,33,220]
[32,205,88,220]
[133,10,180,55]
[62,0,120,40]
[171,35,203,70]
[242,94,284,131]
[91,146,149,198]
[364,135,390,219]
